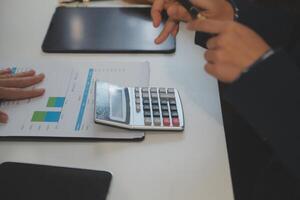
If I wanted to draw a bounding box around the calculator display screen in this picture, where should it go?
[95,81,130,124]
[110,89,123,120]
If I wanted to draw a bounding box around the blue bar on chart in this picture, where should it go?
[47,97,65,108]
[45,112,61,122]
[75,68,94,131]
[32,111,61,122]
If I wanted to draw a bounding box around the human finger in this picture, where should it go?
[151,0,165,27]
[206,37,220,49]
[0,70,36,79]
[0,73,45,88]
[204,63,241,82]
[167,3,192,22]
[0,110,8,123]
[0,68,12,75]
[171,23,179,37]
[155,18,177,44]
[204,50,218,63]
[205,48,235,66]
[0,87,45,100]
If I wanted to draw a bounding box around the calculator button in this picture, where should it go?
[162,111,169,117]
[152,97,158,101]
[160,100,168,105]
[151,99,159,105]
[150,88,157,93]
[170,105,177,111]
[152,105,159,110]
[161,105,168,111]
[144,111,151,117]
[153,111,160,117]
[143,98,150,104]
[144,117,152,126]
[159,93,168,99]
[172,118,180,127]
[171,111,178,117]
[135,93,140,98]
[169,100,176,105]
[154,118,161,126]
[142,93,149,98]
[142,87,148,92]
[151,93,158,98]
[135,87,140,92]
[167,93,175,99]
[159,88,166,93]
[163,118,170,126]
[135,98,141,104]
[143,105,150,110]
[136,105,141,112]
[167,88,175,93]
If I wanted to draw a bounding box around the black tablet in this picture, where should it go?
[42,7,176,53]
[0,162,112,200]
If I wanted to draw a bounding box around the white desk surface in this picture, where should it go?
[0,0,234,199]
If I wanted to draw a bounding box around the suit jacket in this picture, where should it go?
[195,1,300,199]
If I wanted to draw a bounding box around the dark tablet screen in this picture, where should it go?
[42,7,176,53]
[0,162,112,200]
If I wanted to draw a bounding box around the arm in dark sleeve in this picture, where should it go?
[194,0,294,49]
[222,50,300,179]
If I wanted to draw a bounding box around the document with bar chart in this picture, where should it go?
[0,61,149,140]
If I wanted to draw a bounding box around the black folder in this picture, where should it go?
[42,7,176,53]
[0,162,112,200]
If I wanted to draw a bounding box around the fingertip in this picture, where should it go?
[154,36,163,44]
[152,14,161,28]
[38,73,45,79]
[33,88,45,96]
[154,38,160,44]
[39,88,46,94]
[0,112,8,123]
[154,20,160,28]
[152,19,157,27]
[0,68,12,75]
[4,117,8,123]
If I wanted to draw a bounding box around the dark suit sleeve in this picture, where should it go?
[194,0,294,49]
[222,49,300,179]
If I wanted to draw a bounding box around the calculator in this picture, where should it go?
[94,81,184,131]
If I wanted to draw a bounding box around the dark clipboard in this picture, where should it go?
[0,162,112,200]
[42,7,176,54]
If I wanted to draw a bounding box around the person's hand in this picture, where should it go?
[151,0,180,44]
[187,19,271,83]
[0,68,45,123]
[151,0,235,44]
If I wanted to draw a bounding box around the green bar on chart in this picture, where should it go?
[47,97,56,107]
[31,111,47,122]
